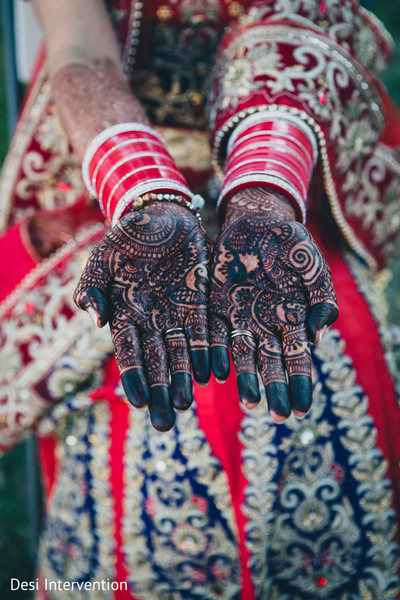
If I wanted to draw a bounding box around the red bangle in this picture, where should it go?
[96,153,178,199]
[92,144,172,185]
[217,113,318,224]
[227,113,318,161]
[82,123,193,223]
[104,165,187,216]
[229,136,314,170]
[224,162,307,198]
[231,123,315,159]
[89,132,166,180]
[225,150,311,182]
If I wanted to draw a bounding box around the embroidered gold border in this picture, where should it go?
[0,65,51,232]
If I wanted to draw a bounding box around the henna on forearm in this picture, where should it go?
[51,59,150,159]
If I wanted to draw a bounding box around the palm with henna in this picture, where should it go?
[210,188,338,422]
[74,202,210,431]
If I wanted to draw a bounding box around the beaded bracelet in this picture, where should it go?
[119,192,204,222]
[217,111,318,223]
[110,180,204,227]
[81,123,203,226]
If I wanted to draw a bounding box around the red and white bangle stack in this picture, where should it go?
[217,110,318,223]
[82,123,200,226]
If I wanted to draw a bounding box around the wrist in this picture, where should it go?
[223,188,297,224]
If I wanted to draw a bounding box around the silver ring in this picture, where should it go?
[164,327,185,336]
[230,329,255,341]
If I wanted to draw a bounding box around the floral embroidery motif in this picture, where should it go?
[0,71,85,230]
[239,0,393,76]
[344,145,400,263]
[122,405,240,599]
[241,329,400,599]
[39,402,115,599]
[0,225,107,454]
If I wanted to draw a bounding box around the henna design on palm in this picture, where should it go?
[210,188,338,421]
[74,202,210,431]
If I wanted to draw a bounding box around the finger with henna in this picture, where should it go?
[112,320,150,408]
[257,336,291,423]
[209,313,231,383]
[231,334,260,408]
[282,325,312,417]
[141,331,175,431]
[164,330,193,411]
[184,309,211,386]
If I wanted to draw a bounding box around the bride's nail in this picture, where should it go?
[87,306,99,327]
[242,399,258,410]
[315,325,328,345]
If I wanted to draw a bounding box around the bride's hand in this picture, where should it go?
[210,188,338,422]
[74,202,210,431]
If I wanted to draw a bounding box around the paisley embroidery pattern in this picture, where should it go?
[241,329,400,599]
[344,251,400,400]
[239,0,393,76]
[38,402,115,599]
[209,14,400,268]
[122,405,240,599]
[0,225,107,454]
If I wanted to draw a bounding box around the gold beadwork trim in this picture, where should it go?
[359,6,395,58]
[0,223,106,390]
[0,67,51,232]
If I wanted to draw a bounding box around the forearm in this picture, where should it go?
[32,0,149,159]
[50,60,149,160]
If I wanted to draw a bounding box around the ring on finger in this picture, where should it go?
[164,327,185,336]
[230,329,255,341]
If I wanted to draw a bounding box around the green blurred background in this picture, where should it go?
[0,2,399,599]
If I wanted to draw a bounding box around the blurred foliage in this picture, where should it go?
[0,444,38,600]
[374,3,400,325]
[0,4,7,162]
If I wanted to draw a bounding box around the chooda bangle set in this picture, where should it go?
[82,123,204,226]
[82,116,318,226]
[217,111,318,223]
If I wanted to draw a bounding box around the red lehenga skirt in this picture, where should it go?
[24,216,397,600]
